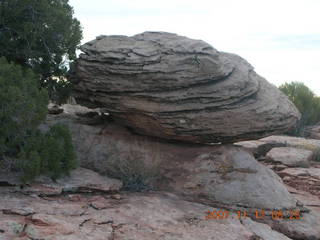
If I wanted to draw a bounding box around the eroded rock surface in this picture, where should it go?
[266,147,312,167]
[0,168,122,196]
[241,218,292,240]
[235,135,320,159]
[262,211,320,240]
[304,124,320,140]
[0,190,295,240]
[245,135,320,152]
[45,111,298,211]
[278,167,320,198]
[70,31,300,143]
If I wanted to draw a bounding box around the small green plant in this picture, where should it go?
[10,222,24,235]
[10,221,35,237]
[105,141,161,192]
[19,124,77,182]
[20,151,42,182]
[43,124,77,179]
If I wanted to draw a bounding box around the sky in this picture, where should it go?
[69,0,320,95]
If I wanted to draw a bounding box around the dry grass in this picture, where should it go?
[293,142,320,162]
[104,140,162,191]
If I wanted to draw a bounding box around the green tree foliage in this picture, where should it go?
[42,124,77,179]
[0,58,77,182]
[0,57,48,157]
[20,150,41,182]
[19,124,77,182]
[0,0,82,103]
[279,82,320,135]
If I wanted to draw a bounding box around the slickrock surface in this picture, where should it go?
[236,135,320,239]
[2,167,320,240]
[258,171,320,240]
[70,32,300,143]
[0,185,294,240]
[278,167,320,198]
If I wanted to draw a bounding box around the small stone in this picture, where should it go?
[273,165,287,171]
[48,104,63,115]
[283,176,291,181]
[68,194,82,202]
[110,194,121,200]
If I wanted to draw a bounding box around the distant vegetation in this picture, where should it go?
[0,0,81,181]
[279,82,320,136]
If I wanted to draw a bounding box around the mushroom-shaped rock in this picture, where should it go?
[71,31,300,143]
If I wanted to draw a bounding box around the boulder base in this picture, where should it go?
[45,110,298,211]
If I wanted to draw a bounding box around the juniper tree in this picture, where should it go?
[0,0,82,103]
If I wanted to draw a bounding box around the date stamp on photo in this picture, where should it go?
[205,209,303,220]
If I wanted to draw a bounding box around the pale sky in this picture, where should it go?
[69,0,320,95]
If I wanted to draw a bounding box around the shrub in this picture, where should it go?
[279,82,320,135]
[0,57,48,158]
[0,57,77,182]
[42,124,77,179]
[19,150,41,182]
[105,141,161,192]
[19,124,77,182]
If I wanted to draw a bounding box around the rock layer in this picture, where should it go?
[71,31,300,143]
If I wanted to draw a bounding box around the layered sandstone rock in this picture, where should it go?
[70,32,300,143]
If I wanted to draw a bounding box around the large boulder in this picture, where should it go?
[70,31,300,144]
